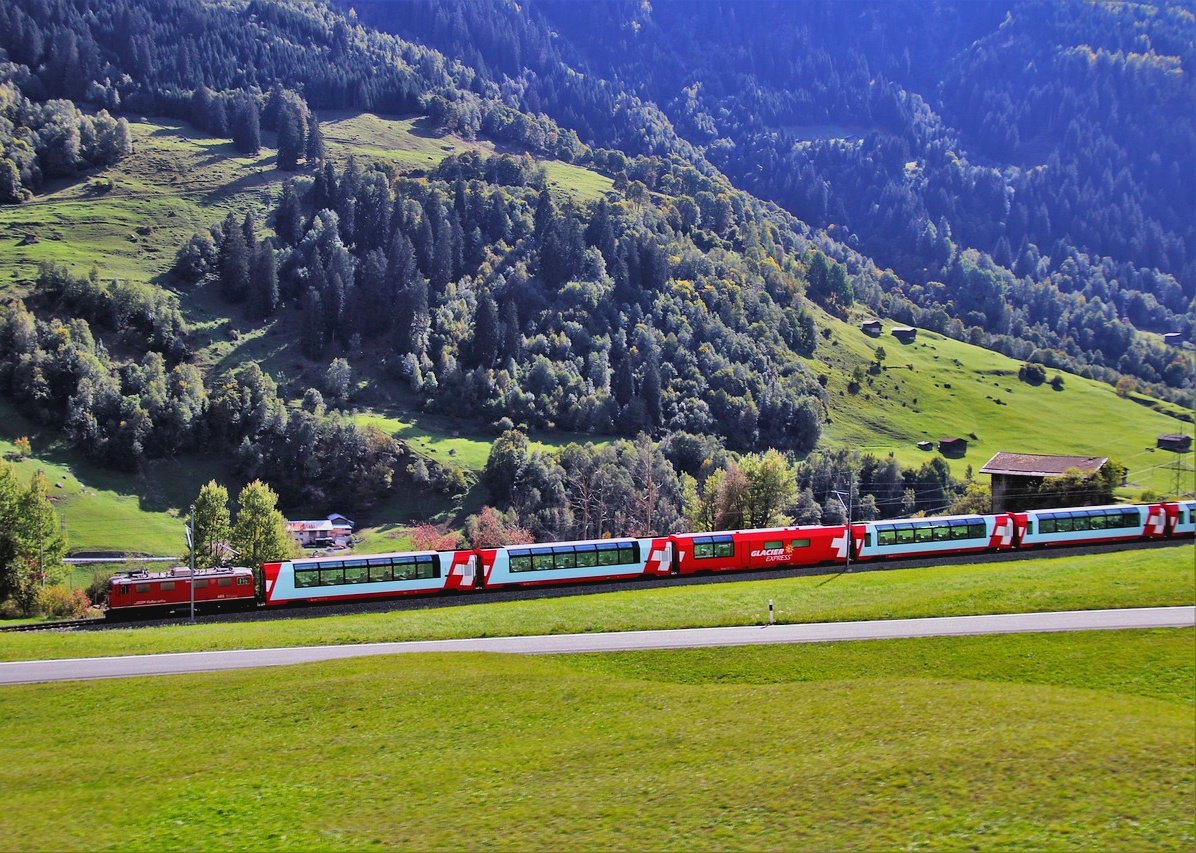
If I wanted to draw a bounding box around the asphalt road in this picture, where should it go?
[2,606,1191,685]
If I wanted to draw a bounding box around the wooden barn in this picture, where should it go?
[980,452,1108,513]
[891,326,917,343]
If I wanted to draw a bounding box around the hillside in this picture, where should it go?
[0,0,1192,556]
[349,0,1195,398]
[0,113,1188,554]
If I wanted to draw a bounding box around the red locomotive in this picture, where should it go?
[106,565,256,620]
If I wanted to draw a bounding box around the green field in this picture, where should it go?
[0,632,1191,850]
[1,546,1192,849]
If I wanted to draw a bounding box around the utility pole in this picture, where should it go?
[188,504,196,623]
[832,475,854,572]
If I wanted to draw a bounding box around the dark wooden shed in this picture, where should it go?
[891,326,917,343]
[980,452,1108,513]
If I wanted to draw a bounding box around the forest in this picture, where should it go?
[0,0,1190,535]
[349,0,1194,394]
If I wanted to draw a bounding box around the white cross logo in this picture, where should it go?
[831,530,850,559]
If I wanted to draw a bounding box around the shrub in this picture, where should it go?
[87,570,115,607]
[35,585,91,618]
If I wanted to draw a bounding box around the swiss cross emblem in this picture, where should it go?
[831,530,850,559]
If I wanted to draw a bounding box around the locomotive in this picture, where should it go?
[105,565,257,620]
[107,500,1195,619]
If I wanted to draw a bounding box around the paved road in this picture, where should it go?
[2,606,1192,686]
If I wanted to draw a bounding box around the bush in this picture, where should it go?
[87,570,115,607]
[35,585,91,618]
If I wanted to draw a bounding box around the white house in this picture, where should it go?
[286,514,355,549]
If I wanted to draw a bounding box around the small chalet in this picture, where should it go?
[980,452,1108,513]
[938,437,968,457]
[891,326,917,343]
[1162,332,1184,347]
[861,320,882,337]
[1157,434,1192,452]
[286,514,355,549]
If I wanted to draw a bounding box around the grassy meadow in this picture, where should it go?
[0,544,1191,849]
[0,632,1191,849]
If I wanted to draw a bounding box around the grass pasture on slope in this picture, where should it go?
[813,314,1192,496]
[0,630,1191,851]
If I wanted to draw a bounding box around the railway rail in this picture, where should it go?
[7,537,1191,633]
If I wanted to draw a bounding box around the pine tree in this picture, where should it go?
[219,213,251,303]
[471,292,501,368]
[306,111,326,165]
[249,240,279,321]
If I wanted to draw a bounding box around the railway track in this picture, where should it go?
[5,538,1191,633]
[0,618,107,633]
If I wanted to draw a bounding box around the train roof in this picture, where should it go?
[109,566,254,584]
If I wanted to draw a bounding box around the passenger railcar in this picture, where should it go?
[853,513,1015,561]
[1012,503,1169,548]
[479,536,673,588]
[670,525,847,573]
[260,549,481,606]
[106,566,256,620]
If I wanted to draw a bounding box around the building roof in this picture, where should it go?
[980,452,1107,477]
[287,520,335,532]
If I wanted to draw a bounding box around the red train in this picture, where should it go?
[106,500,1194,618]
[106,565,257,620]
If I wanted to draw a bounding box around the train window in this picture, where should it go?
[218,577,233,587]
[295,570,319,589]
[532,549,555,571]
[368,558,393,582]
[791,539,810,549]
[620,543,642,563]
[344,562,368,584]
[932,526,950,541]
[136,583,150,593]
[1055,517,1073,532]
[713,538,734,559]
[895,526,915,545]
[553,548,577,569]
[295,561,321,572]
[950,525,970,540]
[877,528,896,547]
[393,556,416,580]
[160,581,175,591]
[597,543,621,565]
[1039,517,1056,534]
[968,522,987,539]
[763,540,783,551]
[320,568,344,586]
[692,538,714,559]
[1071,515,1090,531]
[237,577,251,586]
[195,579,208,589]
[575,546,598,568]
[1090,515,1106,530]
[509,552,532,573]
[1122,511,1140,528]
[914,525,933,543]
[416,556,439,580]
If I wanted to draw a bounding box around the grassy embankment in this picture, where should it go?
[0,113,1190,559]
